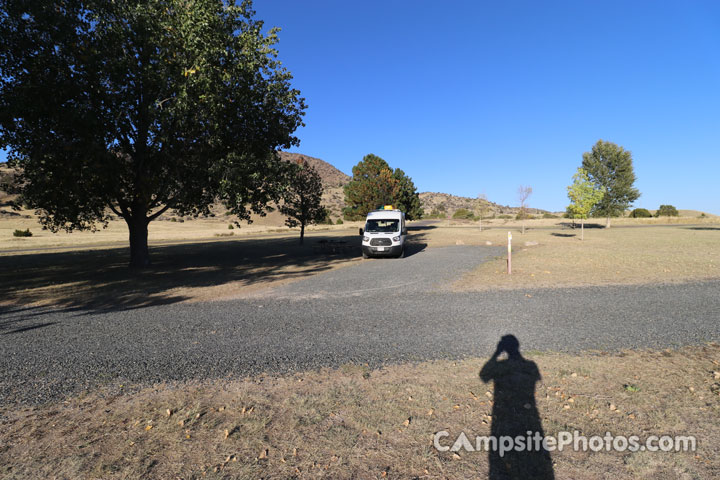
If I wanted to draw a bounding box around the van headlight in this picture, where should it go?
[363,236,369,242]
[392,236,400,242]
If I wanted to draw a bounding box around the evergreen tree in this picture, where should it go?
[343,154,422,220]
[581,140,640,228]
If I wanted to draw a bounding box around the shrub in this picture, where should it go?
[336,218,344,225]
[169,217,177,222]
[498,214,512,219]
[228,224,234,229]
[426,208,447,219]
[452,208,474,219]
[515,211,532,220]
[700,213,707,218]
[656,205,679,217]
[630,208,652,218]
[13,228,32,237]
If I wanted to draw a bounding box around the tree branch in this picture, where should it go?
[147,202,173,221]
[108,203,123,217]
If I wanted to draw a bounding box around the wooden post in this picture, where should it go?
[507,231,512,275]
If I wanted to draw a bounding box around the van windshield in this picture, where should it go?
[365,219,399,233]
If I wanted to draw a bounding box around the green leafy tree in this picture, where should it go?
[581,140,640,228]
[278,158,326,245]
[630,208,652,218]
[567,168,605,240]
[343,154,422,220]
[0,0,305,267]
[656,205,679,217]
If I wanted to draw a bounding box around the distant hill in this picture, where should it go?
[4,158,716,223]
[278,152,350,188]
[275,152,350,221]
[276,154,550,219]
[419,192,549,218]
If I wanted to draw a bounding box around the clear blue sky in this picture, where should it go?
[2,1,718,213]
[252,0,720,213]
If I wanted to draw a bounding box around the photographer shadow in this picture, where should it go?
[479,335,554,479]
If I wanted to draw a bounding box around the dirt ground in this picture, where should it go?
[2,214,720,308]
[0,232,370,310]
[2,216,720,478]
[1,344,718,479]
[412,222,720,291]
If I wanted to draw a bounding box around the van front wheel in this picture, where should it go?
[397,247,405,259]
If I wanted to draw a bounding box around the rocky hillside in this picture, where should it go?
[278,152,350,188]
[1,156,548,223]
[419,192,549,218]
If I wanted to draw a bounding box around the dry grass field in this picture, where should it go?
[0,206,367,309]
[451,223,720,290]
[2,344,718,479]
[386,218,720,291]
[0,231,366,310]
[2,213,719,308]
[2,213,720,479]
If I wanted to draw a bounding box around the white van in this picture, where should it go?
[359,207,407,258]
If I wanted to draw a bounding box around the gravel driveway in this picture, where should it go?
[1,245,719,406]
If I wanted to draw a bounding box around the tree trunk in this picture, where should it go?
[606,216,611,228]
[581,219,584,241]
[127,216,150,268]
[299,222,305,245]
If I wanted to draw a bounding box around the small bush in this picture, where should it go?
[228,224,234,229]
[700,213,707,218]
[498,214,512,219]
[336,218,344,225]
[515,211,532,220]
[542,213,559,219]
[169,217,177,222]
[13,228,32,237]
[630,208,652,218]
[656,205,679,217]
[452,208,474,219]
[426,208,447,219]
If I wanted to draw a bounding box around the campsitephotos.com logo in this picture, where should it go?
[434,430,697,457]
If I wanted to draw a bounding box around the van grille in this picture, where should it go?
[370,238,392,246]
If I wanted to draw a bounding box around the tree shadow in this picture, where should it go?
[686,227,720,231]
[479,335,554,480]
[0,233,363,315]
[550,233,576,238]
[558,222,604,230]
[407,224,438,232]
[403,240,428,257]
[1,322,58,335]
